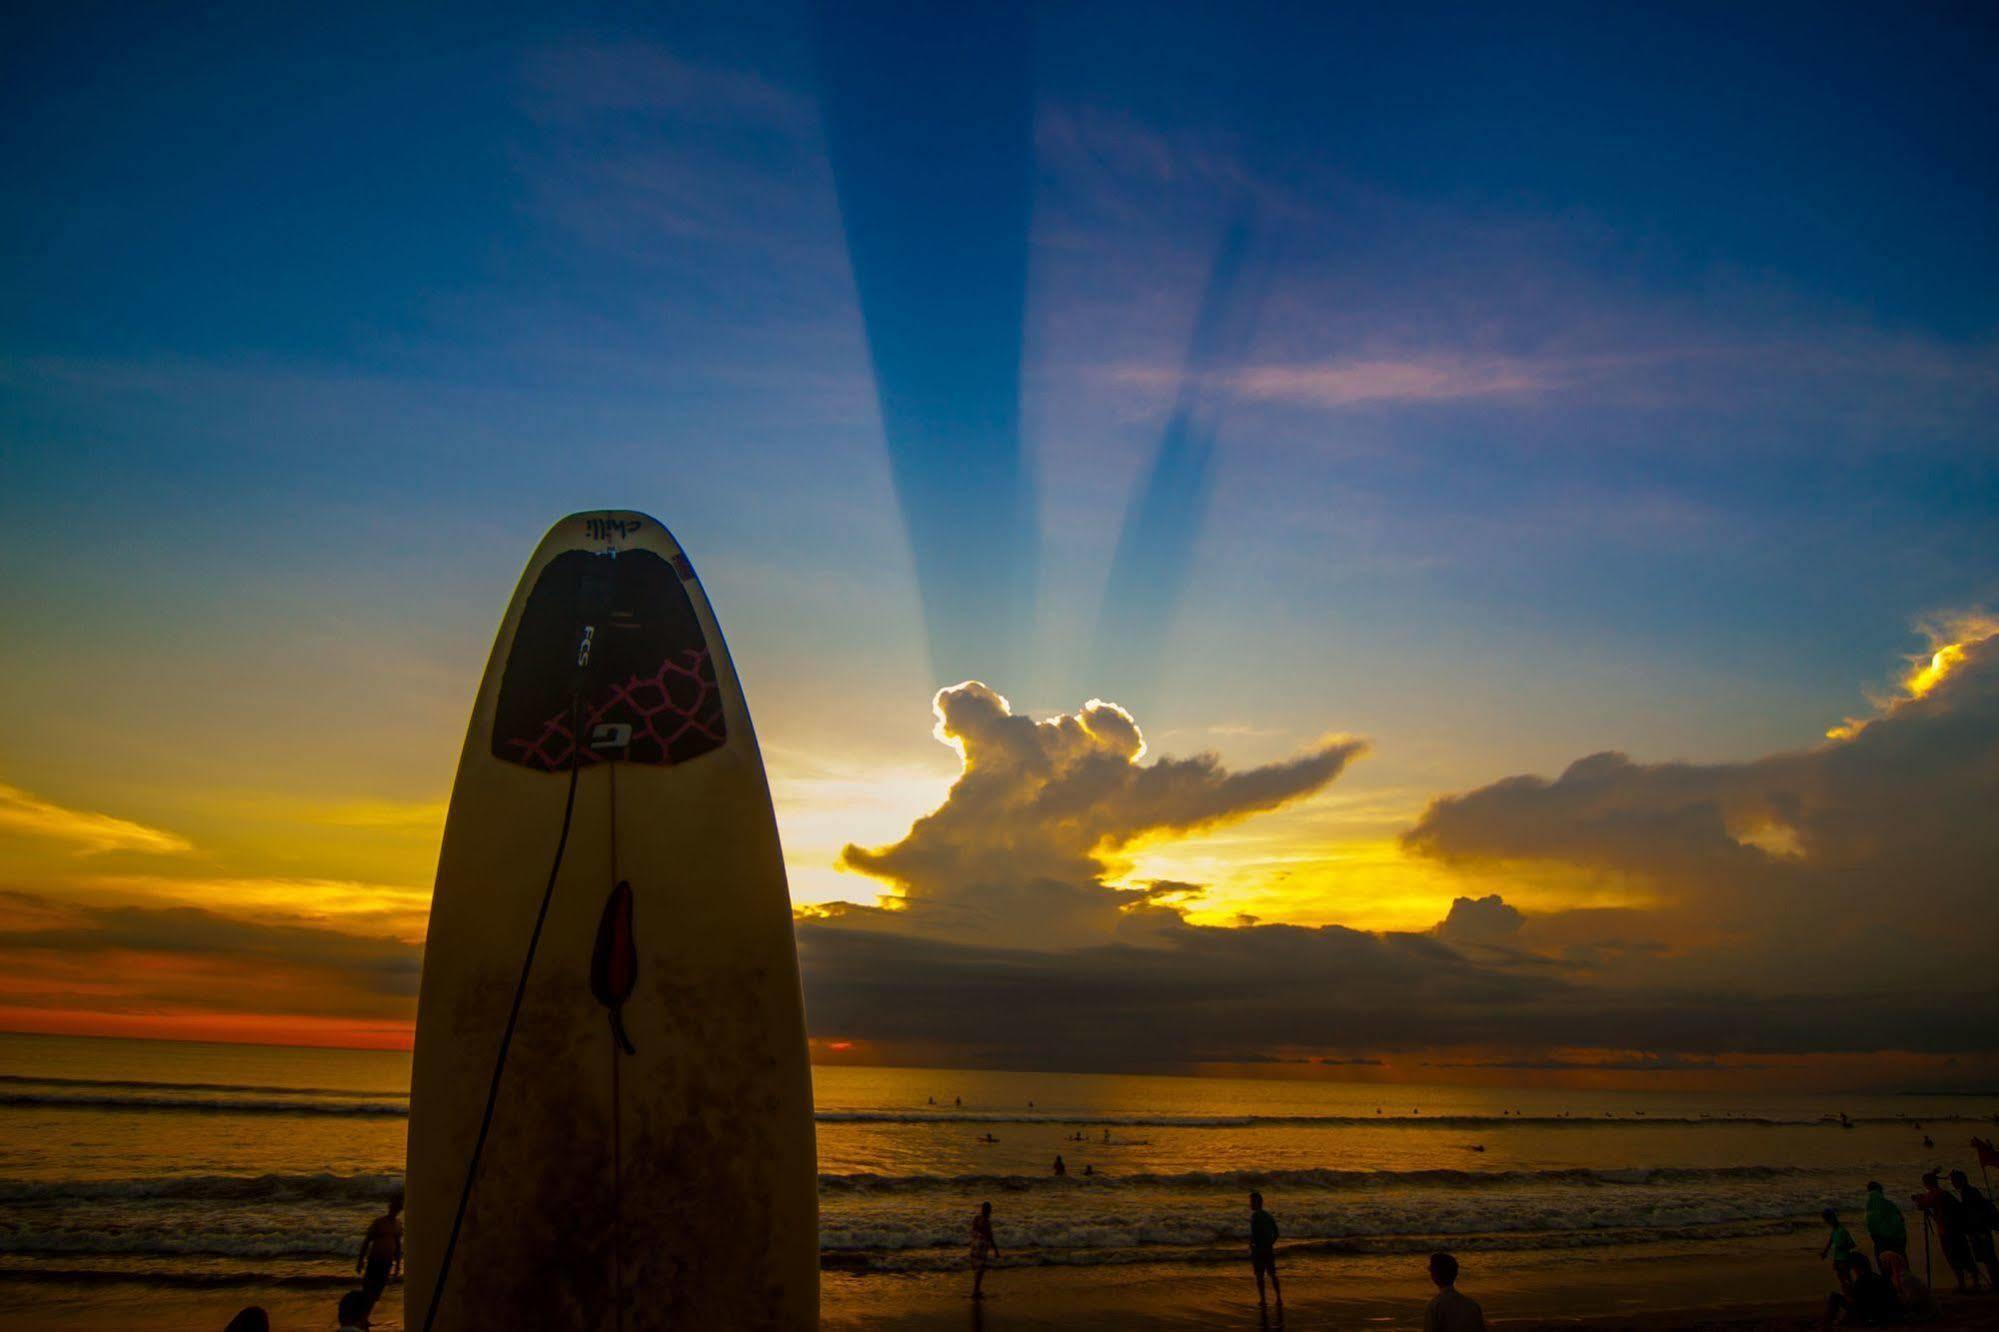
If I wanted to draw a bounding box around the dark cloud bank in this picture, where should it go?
[801,642,1999,1071]
[0,889,421,1017]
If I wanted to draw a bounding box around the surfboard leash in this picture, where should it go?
[601,759,630,1332]
[421,700,585,1332]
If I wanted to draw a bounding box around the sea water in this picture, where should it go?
[2,1032,1992,1305]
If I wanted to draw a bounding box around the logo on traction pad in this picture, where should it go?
[585,516,646,542]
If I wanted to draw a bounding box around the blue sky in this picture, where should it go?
[1,2,1995,1071]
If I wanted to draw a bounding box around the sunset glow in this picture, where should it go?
[2,5,1993,1092]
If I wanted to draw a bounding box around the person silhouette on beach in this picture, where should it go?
[1915,1170,1979,1292]
[1424,1251,1484,1331]
[1820,1208,1859,1276]
[1248,1190,1281,1310]
[1863,1182,1906,1266]
[969,1201,1000,1300]
[1950,1169,1999,1287]
[1052,1154,1066,1176]
[355,1189,403,1313]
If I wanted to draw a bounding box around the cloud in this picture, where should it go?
[1405,618,1999,993]
[1102,334,1997,427]
[525,43,806,127]
[797,911,1992,1071]
[1131,879,1206,904]
[797,919,1568,1070]
[0,783,191,855]
[1428,1052,1764,1073]
[1827,609,1999,739]
[833,682,1366,947]
[1225,355,1555,406]
[0,890,421,1022]
[1433,893,1524,944]
[793,644,1999,1072]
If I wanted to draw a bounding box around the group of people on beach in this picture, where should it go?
[1820,1157,1999,1325]
[215,1131,1996,1329]
[968,1189,1486,1329]
[221,1191,401,1332]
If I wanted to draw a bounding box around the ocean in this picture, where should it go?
[2,1032,1994,1326]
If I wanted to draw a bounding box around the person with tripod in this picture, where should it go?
[1914,1170,1979,1292]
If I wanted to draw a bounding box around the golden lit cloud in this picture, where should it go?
[1826,609,1998,739]
[64,874,433,939]
[0,782,193,855]
[830,681,1366,947]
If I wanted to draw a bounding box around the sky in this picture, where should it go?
[2,1,1995,1088]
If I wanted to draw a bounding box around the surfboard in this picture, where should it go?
[406,511,818,1330]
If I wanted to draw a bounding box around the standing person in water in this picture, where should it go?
[1052,1154,1066,1176]
[969,1201,1000,1300]
[1248,1191,1281,1310]
[355,1189,403,1314]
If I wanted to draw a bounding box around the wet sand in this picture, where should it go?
[9,1231,1999,1330]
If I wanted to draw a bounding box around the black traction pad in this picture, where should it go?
[491,550,726,770]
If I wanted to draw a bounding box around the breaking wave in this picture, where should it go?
[816,1163,1824,1192]
[4,1078,1969,1129]
[0,1161,1825,1210]
[0,1091,408,1117]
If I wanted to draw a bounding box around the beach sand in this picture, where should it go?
[9,1232,1999,1330]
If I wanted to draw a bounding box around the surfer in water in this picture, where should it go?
[354,1189,403,1314]
[970,1201,1001,1300]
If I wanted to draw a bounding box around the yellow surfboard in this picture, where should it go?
[406,511,817,1330]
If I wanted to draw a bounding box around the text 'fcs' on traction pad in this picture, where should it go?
[491,550,727,770]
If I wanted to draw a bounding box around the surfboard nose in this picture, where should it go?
[536,509,674,554]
